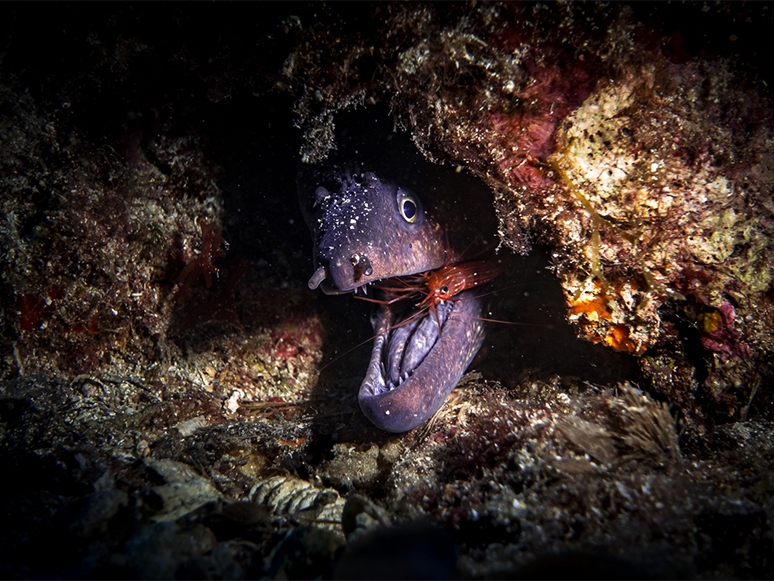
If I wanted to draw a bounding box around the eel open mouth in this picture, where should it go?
[358,289,487,433]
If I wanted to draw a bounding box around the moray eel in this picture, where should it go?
[299,165,487,432]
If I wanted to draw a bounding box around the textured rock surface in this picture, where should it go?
[1,3,773,579]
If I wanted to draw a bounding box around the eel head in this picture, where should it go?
[298,166,450,295]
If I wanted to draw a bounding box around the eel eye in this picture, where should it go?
[397,189,420,224]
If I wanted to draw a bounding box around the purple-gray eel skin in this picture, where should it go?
[299,164,488,433]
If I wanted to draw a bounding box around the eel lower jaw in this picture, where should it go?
[358,289,487,433]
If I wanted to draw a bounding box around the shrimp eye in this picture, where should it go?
[440,285,449,294]
[397,189,420,224]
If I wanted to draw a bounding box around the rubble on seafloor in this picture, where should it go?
[1,3,773,579]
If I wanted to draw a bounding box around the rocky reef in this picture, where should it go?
[1,3,772,579]
[286,1,774,425]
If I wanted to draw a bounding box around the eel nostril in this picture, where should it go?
[350,253,373,280]
[308,266,327,290]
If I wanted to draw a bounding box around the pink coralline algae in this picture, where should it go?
[699,302,751,360]
[487,60,596,192]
